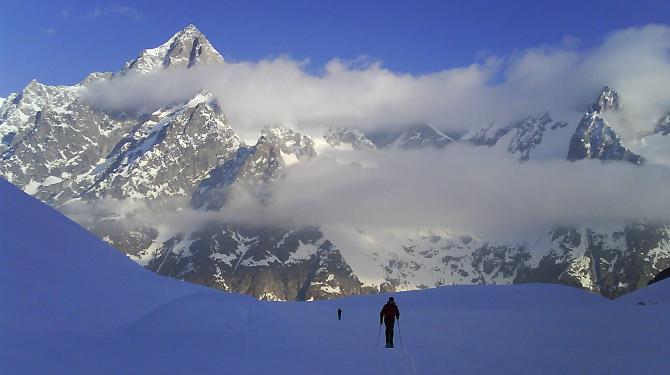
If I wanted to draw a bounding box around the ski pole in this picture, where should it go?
[376,322,382,346]
[396,319,403,348]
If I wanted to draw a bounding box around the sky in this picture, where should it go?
[1,0,670,95]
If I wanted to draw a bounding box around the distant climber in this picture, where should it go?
[338,308,342,320]
[379,297,400,348]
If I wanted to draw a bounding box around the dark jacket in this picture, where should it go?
[379,302,400,324]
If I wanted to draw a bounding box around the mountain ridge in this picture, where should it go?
[1,25,668,300]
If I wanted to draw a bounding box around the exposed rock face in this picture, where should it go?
[368,124,453,150]
[567,87,643,164]
[324,126,376,150]
[146,225,373,300]
[648,266,670,285]
[375,232,529,290]
[515,225,670,298]
[83,92,241,201]
[351,224,670,299]
[190,129,309,211]
[0,80,138,205]
[261,127,317,160]
[1,25,669,301]
[466,113,568,160]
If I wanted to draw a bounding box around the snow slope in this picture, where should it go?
[1,177,667,374]
[616,277,670,306]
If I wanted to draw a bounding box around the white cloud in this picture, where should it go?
[62,146,670,239]
[81,24,670,144]
[590,25,670,141]
[69,24,670,237]
[89,6,143,20]
[232,148,670,232]
[61,5,142,22]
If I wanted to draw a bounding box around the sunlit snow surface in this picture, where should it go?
[0,178,667,374]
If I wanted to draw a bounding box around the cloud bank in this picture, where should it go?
[82,24,670,142]
[67,24,670,238]
[224,147,670,234]
[63,146,670,239]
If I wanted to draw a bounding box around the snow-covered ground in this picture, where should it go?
[1,177,667,374]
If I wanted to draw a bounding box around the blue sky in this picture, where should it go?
[1,0,669,95]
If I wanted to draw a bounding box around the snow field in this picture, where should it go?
[1,178,668,374]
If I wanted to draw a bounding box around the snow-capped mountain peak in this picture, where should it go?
[567,86,643,164]
[464,113,570,160]
[366,124,453,150]
[594,86,620,112]
[79,72,114,86]
[121,24,224,74]
[260,127,317,161]
[323,126,376,151]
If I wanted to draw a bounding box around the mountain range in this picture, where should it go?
[1,24,669,300]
